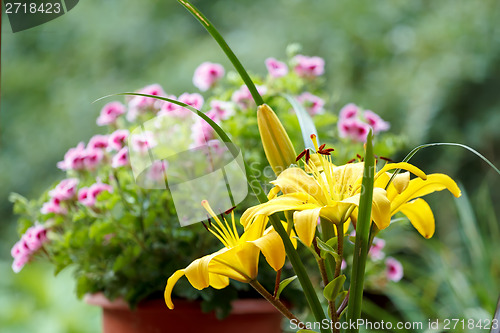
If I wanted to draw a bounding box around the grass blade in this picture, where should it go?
[282,93,319,150]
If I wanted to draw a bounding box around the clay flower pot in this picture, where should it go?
[85,293,285,333]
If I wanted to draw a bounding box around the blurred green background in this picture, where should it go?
[1,0,499,332]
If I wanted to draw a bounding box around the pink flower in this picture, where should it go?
[341,259,347,271]
[208,100,234,120]
[368,238,386,261]
[385,257,404,282]
[11,239,30,258]
[57,142,86,171]
[364,110,390,134]
[297,92,325,116]
[338,117,370,142]
[41,198,67,215]
[191,112,219,147]
[193,62,225,91]
[96,102,126,126]
[12,254,29,273]
[339,103,359,120]
[128,84,166,111]
[83,148,104,170]
[178,93,204,110]
[87,134,109,150]
[231,85,267,109]
[78,187,91,206]
[111,147,129,168]
[293,55,325,77]
[265,57,288,78]
[22,225,48,252]
[49,178,79,201]
[130,131,157,153]
[148,160,168,182]
[108,129,129,151]
[79,183,113,207]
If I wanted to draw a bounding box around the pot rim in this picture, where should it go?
[84,292,281,314]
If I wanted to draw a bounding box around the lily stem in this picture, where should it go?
[273,269,282,298]
[313,239,337,333]
[250,280,301,324]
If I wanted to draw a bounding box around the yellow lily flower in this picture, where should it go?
[164,200,289,309]
[241,136,431,247]
[366,169,462,238]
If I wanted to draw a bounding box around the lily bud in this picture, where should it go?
[257,104,297,176]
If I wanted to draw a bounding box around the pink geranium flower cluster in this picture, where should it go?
[11,224,48,273]
[41,178,79,215]
[337,103,390,142]
[78,182,113,207]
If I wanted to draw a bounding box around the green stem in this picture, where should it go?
[334,223,344,280]
[250,280,301,323]
[346,131,375,332]
[177,0,265,106]
[320,218,336,281]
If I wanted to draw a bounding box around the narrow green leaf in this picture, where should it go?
[275,275,298,300]
[326,237,338,249]
[177,0,264,106]
[386,142,500,190]
[347,130,375,332]
[282,93,319,150]
[323,275,346,301]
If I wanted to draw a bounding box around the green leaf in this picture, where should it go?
[347,130,375,332]
[282,93,319,150]
[316,237,341,262]
[323,275,346,301]
[275,275,297,300]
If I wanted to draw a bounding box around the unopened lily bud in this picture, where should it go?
[257,104,297,175]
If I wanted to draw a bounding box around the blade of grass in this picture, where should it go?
[386,142,500,190]
[177,0,264,106]
[95,92,329,331]
[282,93,319,150]
[347,130,375,332]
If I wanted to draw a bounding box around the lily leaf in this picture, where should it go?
[275,275,298,300]
[282,93,319,150]
[323,275,346,301]
[316,237,341,263]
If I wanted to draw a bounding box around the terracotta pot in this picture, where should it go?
[85,293,285,333]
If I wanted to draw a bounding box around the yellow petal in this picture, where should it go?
[341,188,391,230]
[293,208,322,247]
[164,269,186,309]
[211,244,259,282]
[208,273,230,289]
[257,104,296,176]
[371,188,391,230]
[184,254,217,290]
[332,163,365,191]
[241,192,321,228]
[399,198,435,238]
[391,173,461,214]
[250,230,286,271]
[271,167,328,205]
[320,202,354,224]
[392,172,410,194]
[241,215,268,242]
[375,162,427,181]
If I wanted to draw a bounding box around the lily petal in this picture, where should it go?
[391,174,461,213]
[341,188,391,230]
[164,269,186,309]
[241,192,321,228]
[399,198,435,238]
[375,162,427,181]
[250,230,286,271]
[293,208,322,247]
[271,167,328,204]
